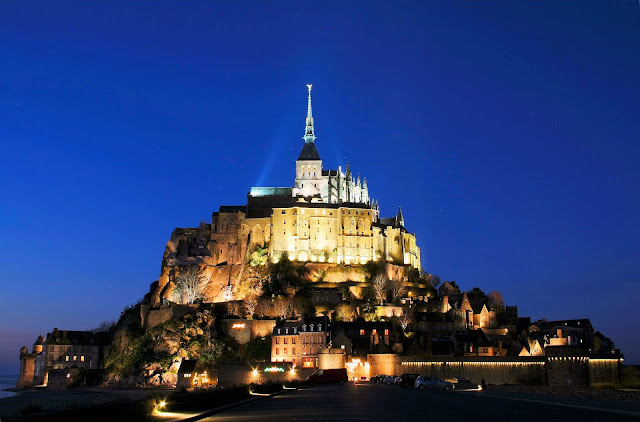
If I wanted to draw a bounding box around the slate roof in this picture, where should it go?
[298,142,321,160]
[178,360,197,374]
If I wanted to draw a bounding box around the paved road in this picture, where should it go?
[199,383,640,422]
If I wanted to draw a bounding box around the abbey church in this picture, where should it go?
[151,86,421,306]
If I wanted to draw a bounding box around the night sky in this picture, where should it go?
[1,2,639,374]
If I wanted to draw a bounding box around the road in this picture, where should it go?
[198,383,640,422]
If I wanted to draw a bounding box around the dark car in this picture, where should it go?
[452,377,479,390]
[307,368,348,385]
[398,373,420,388]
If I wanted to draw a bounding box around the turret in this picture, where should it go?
[396,206,404,227]
[33,335,45,354]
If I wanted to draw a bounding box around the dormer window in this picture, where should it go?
[310,324,314,331]
[318,324,322,331]
[302,324,307,332]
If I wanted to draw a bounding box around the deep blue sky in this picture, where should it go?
[1,1,639,374]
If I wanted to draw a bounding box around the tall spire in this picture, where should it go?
[303,84,316,143]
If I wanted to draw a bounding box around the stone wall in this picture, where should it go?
[589,358,621,389]
[218,362,315,388]
[318,349,346,370]
[369,354,398,377]
[222,319,276,345]
[546,357,590,388]
[145,304,198,329]
[400,357,546,385]
[16,353,36,388]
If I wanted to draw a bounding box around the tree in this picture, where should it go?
[335,303,357,322]
[255,298,272,318]
[227,301,242,317]
[388,279,406,303]
[274,296,294,319]
[371,274,388,305]
[92,320,116,333]
[430,274,441,289]
[237,265,268,299]
[488,291,505,313]
[470,287,486,299]
[170,266,206,304]
[249,245,268,266]
[397,307,414,333]
[244,295,258,319]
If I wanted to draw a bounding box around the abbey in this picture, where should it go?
[151,86,421,305]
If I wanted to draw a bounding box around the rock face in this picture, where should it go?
[104,310,222,385]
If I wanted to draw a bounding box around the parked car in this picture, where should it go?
[414,375,454,391]
[371,375,387,383]
[354,375,370,383]
[382,375,396,385]
[398,373,420,388]
[452,377,478,390]
[307,368,348,385]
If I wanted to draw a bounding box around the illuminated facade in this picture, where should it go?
[271,318,329,368]
[153,86,421,305]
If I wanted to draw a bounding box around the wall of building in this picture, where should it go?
[217,363,314,388]
[368,354,398,377]
[16,353,36,388]
[318,349,346,370]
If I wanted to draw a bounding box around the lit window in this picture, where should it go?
[384,329,389,336]
[292,337,296,344]
[284,348,288,355]
[73,355,77,362]
[292,348,296,355]
[80,356,85,362]
[276,338,280,345]
[66,356,69,362]
[372,329,377,336]
[360,329,365,336]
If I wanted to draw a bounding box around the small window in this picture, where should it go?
[276,348,279,355]
[384,329,389,336]
[284,348,288,355]
[292,347,296,354]
[276,338,280,344]
[284,338,288,344]
[360,329,365,336]
[372,329,377,336]
[282,209,286,214]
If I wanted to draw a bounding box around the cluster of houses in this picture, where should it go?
[17,284,621,389]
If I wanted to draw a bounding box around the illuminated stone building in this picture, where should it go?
[17,328,106,388]
[271,317,329,368]
[152,85,421,305]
